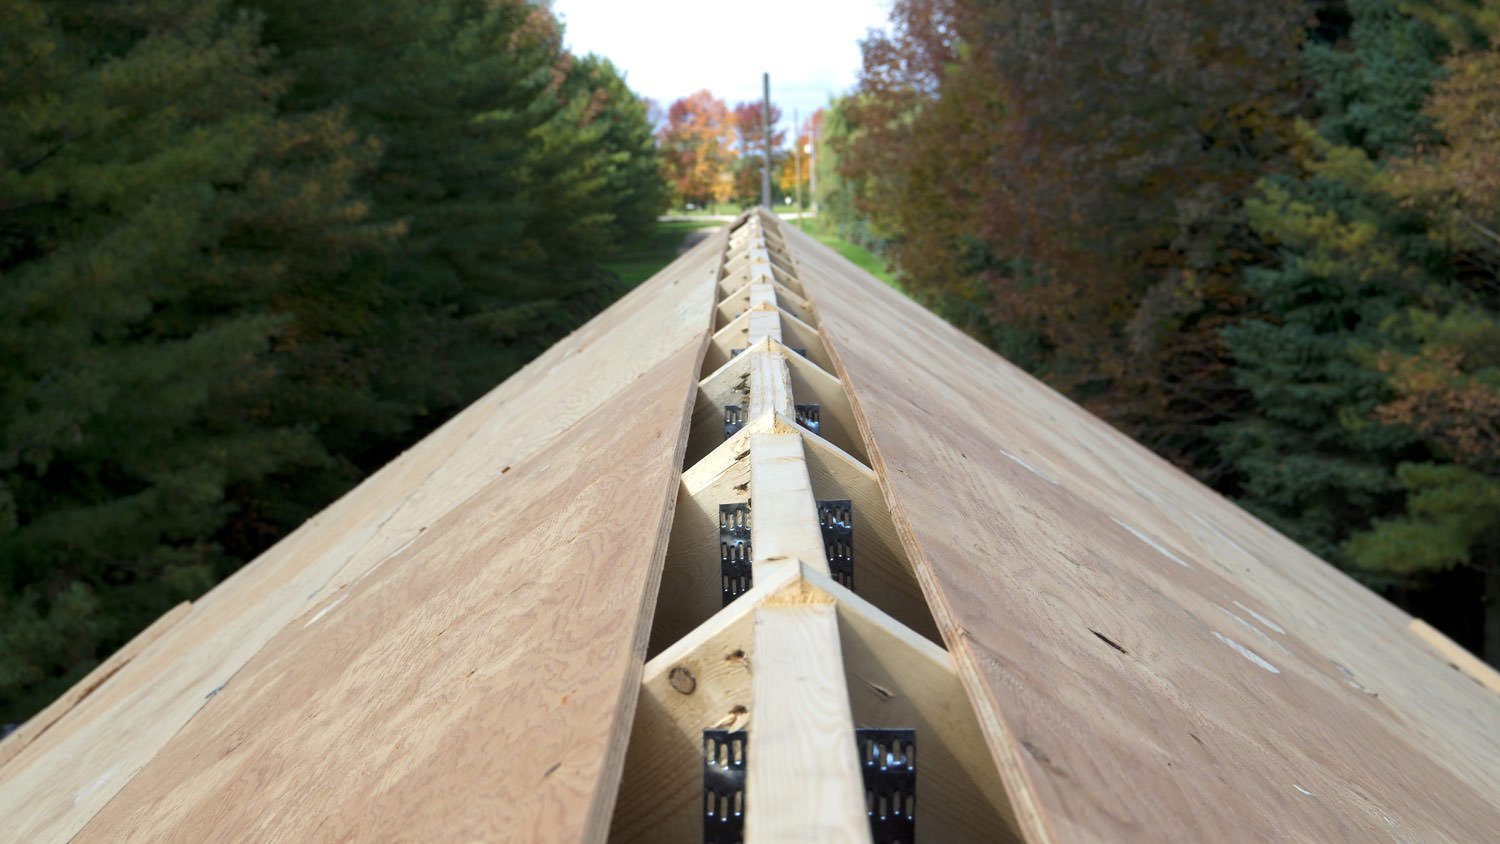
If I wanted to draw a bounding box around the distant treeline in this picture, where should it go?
[819,0,1500,659]
[0,0,666,723]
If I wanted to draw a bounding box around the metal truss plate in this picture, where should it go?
[817,499,852,590]
[719,503,752,606]
[703,730,747,843]
[795,403,820,435]
[724,404,745,440]
[857,728,916,843]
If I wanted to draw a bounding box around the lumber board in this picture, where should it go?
[0,601,189,772]
[746,307,782,344]
[612,565,802,844]
[718,262,802,299]
[648,423,756,658]
[783,223,1500,842]
[747,281,777,311]
[703,307,832,377]
[805,565,1020,843]
[72,341,705,844]
[747,249,776,285]
[748,428,828,577]
[718,254,751,287]
[746,342,795,421]
[705,310,757,374]
[0,231,724,844]
[746,594,870,844]
[1410,618,1500,696]
[799,433,941,645]
[612,606,757,844]
[776,309,833,371]
[688,353,752,465]
[717,278,812,328]
[782,349,869,464]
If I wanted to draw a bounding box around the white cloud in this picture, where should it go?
[550,0,893,129]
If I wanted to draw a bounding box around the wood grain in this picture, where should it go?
[746,307,782,344]
[612,565,804,844]
[1411,618,1500,696]
[717,278,812,328]
[784,223,1500,843]
[783,349,869,465]
[612,602,757,844]
[648,424,756,658]
[72,341,704,844]
[749,429,828,576]
[747,599,871,844]
[800,434,942,646]
[747,342,796,421]
[0,601,189,771]
[809,565,1021,843]
[702,308,833,383]
[0,232,722,844]
[776,309,835,372]
[687,351,752,465]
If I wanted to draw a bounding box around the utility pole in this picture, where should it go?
[793,109,802,217]
[809,116,818,216]
[761,73,772,209]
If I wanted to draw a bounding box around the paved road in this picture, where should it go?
[658,211,817,223]
[676,228,714,255]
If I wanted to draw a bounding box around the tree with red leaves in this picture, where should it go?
[731,99,786,205]
[658,90,737,208]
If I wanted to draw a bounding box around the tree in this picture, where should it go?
[1217,0,1456,564]
[1219,129,1429,562]
[1,0,670,725]
[658,90,736,208]
[561,55,671,245]
[1341,5,1500,657]
[248,0,671,448]
[828,0,1500,662]
[814,98,868,239]
[777,112,819,208]
[0,0,387,722]
[731,99,785,205]
[842,0,1310,474]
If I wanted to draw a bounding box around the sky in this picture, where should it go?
[549,0,893,132]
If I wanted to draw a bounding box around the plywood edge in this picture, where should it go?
[1410,618,1500,696]
[582,332,711,843]
[844,368,1060,844]
[799,565,1024,842]
[787,228,1060,844]
[67,338,710,844]
[0,601,192,774]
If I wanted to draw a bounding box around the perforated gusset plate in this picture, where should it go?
[703,730,747,843]
[795,403,820,436]
[857,728,916,843]
[719,503,752,605]
[724,404,745,440]
[817,499,852,590]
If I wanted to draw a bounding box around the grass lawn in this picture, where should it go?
[789,219,905,293]
[602,220,720,286]
[664,202,744,217]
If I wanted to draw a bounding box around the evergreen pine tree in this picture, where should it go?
[0,0,387,722]
[248,0,667,443]
[1215,0,1454,564]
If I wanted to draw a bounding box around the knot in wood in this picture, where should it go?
[668,665,697,695]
